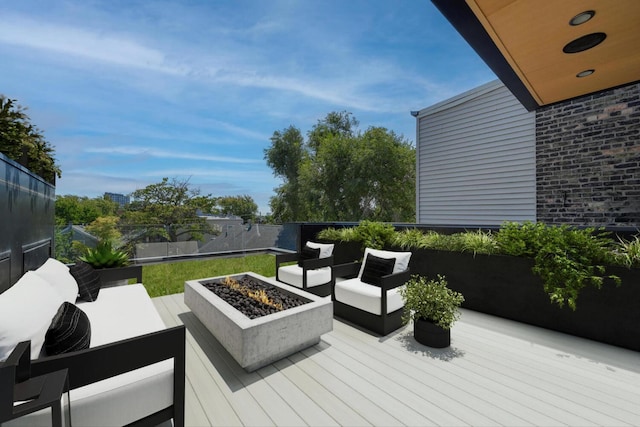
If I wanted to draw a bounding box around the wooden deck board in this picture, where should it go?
[153,293,640,427]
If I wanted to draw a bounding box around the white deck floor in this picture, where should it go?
[153,293,640,427]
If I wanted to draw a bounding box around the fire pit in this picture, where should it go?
[184,272,333,371]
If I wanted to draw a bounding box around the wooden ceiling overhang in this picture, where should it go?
[431,0,640,111]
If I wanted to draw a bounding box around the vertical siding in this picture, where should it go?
[417,81,535,225]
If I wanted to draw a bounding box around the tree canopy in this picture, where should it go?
[55,195,119,225]
[264,111,415,222]
[0,95,60,183]
[121,177,218,242]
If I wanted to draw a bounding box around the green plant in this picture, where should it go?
[392,228,429,250]
[456,229,498,255]
[497,221,620,310]
[80,240,130,269]
[399,274,464,329]
[353,220,396,250]
[317,221,395,250]
[613,235,640,268]
[317,226,358,242]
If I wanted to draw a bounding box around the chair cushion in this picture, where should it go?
[70,261,102,302]
[358,248,412,278]
[306,241,334,258]
[298,245,321,267]
[44,302,91,356]
[0,271,65,361]
[361,254,395,286]
[334,278,404,315]
[278,265,332,289]
[33,257,79,303]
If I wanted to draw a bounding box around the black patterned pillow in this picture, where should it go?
[361,254,396,286]
[70,261,101,302]
[298,245,321,267]
[44,302,91,356]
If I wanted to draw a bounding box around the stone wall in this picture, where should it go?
[536,82,640,227]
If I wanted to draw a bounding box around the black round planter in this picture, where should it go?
[414,318,450,348]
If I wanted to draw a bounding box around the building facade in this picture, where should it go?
[415,80,640,228]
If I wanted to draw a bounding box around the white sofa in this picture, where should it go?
[0,259,185,427]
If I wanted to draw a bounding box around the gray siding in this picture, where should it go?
[416,80,535,225]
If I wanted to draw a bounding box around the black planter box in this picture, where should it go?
[329,243,640,352]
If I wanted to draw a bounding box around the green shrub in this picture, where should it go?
[353,220,396,250]
[455,229,498,255]
[399,274,464,329]
[497,221,619,310]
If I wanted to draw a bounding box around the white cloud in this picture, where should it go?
[84,146,263,164]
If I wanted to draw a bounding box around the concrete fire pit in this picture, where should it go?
[184,272,333,371]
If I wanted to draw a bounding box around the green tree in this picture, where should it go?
[121,177,219,242]
[264,126,310,222]
[217,195,258,223]
[0,95,61,183]
[55,195,118,225]
[264,111,415,222]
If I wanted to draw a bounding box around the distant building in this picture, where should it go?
[104,192,130,206]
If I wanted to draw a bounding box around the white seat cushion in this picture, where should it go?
[305,241,334,258]
[334,278,404,315]
[33,258,79,304]
[7,284,174,427]
[278,265,332,288]
[358,248,412,278]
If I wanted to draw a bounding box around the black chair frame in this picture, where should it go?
[276,253,335,297]
[332,262,411,336]
[17,326,187,427]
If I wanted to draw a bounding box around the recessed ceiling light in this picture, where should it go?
[569,10,595,26]
[563,32,607,54]
[576,69,595,78]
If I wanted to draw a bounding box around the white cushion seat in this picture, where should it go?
[334,278,404,315]
[278,265,332,289]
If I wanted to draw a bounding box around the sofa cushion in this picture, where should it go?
[70,261,101,302]
[358,248,412,278]
[306,241,334,258]
[44,302,91,356]
[334,277,404,315]
[298,245,320,267]
[33,258,79,303]
[278,265,332,289]
[0,271,65,361]
[361,254,395,286]
[77,284,166,346]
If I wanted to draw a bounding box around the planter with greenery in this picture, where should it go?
[399,275,464,348]
[79,240,136,287]
[308,221,640,351]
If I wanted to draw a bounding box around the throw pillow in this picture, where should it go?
[44,302,91,356]
[70,261,101,302]
[298,245,321,267]
[0,271,65,361]
[33,257,79,303]
[361,254,396,286]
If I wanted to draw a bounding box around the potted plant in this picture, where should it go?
[399,274,464,348]
[80,240,140,287]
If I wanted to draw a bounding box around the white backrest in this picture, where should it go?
[358,248,412,279]
[305,241,334,258]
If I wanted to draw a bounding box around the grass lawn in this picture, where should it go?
[141,254,277,297]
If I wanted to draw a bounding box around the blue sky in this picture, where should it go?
[0,0,495,214]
